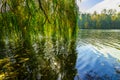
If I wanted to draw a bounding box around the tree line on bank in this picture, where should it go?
[78,9,120,29]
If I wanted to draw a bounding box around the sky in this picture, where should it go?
[76,0,120,13]
[77,0,103,12]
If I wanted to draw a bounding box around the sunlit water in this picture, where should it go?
[75,29,120,80]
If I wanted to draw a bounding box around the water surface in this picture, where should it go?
[75,29,120,80]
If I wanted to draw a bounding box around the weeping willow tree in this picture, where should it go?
[0,0,78,46]
[0,0,79,80]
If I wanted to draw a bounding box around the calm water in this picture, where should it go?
[75,29,120,80]
[0,29,120,80]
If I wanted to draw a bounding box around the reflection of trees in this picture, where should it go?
[0,0,78,80]
[77,30,120,49]
[79,30,120,39]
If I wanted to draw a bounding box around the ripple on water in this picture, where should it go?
[76,44,120,80]
[75,29,120,80]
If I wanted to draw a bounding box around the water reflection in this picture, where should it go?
[76,29,120,80]
[0,37,77,80]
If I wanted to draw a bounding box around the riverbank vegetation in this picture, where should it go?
[0,0,78,80]
[78,9,120,29]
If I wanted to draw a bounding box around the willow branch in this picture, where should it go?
[38,0,50,23]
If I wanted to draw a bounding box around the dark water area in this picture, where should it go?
[75,29,120,80]
[0,37,77,80]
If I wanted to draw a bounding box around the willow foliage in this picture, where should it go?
[0,0,78,80]
[0,0,78,46]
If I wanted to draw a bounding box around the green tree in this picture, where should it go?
[0,0,78,80]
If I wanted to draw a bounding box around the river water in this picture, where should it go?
[75,29,120,80]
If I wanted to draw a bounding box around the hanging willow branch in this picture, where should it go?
[1,0,7,13]
[38,0,50,24]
